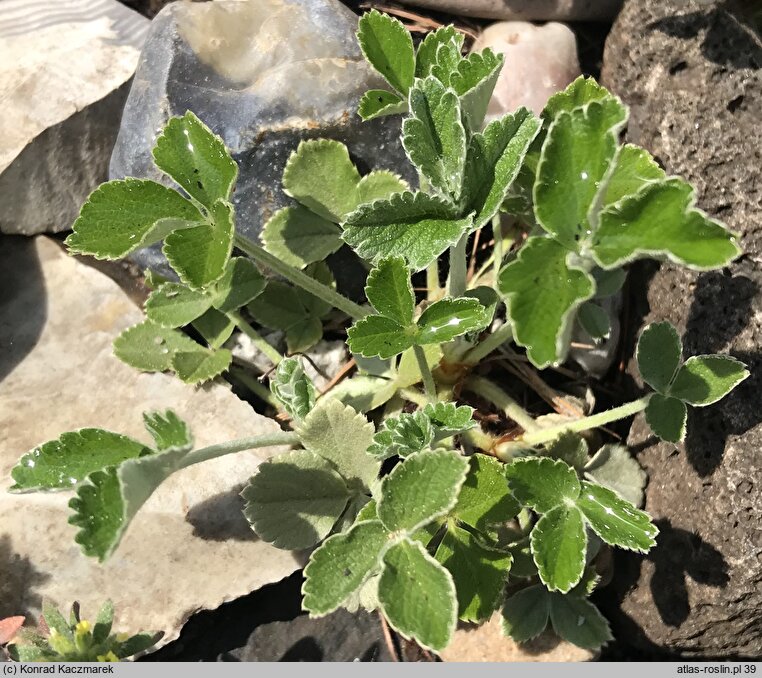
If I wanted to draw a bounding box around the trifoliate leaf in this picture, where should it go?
[378,538,457,652]
[298,399,379,490]
[505,457,580,514]
[241,449,350,550]
[577,302,611,341]
[549,593,613,650]
[324,375,398,413]
[576,481,658,552]
[395,345,443,388]
[66,179,203,260]
[171,348,231,384]
[377,449,469,533]
[452,454,520,530]
[113,320,200,372]
[144,283,211,328]
[544,432,589,471]
[164,199,234,290]
[416,297,490,345]
[636,321,682,393]
[367,411,435,460]
[303,519,390,616]
[645,393,687,443]
[365,256,415,326]
[357,10,415,95]
[142,410,192,451]
[415,26,463,78]
[542,76,623,120]
[499,236,595,368]
[593,178,741,270]
[152,111,237,209]
[270,358,316,423]
[261,206,342,269]
[402,76,466,199]
[531,504,587,592]
[191,308,235,349]
[502,585,551,643]
[449,49,504,132]
[668,355,749,406]
[435,524,512,622]
[462,108,542,229]
[534,101,627,249]
[343,191,472,271]
[603,144,665,207]
[347,315,415,360]
[584,444,646,507]
[423,402,476,437]
[358,89,407,121]
[210,257,266,313]
[10,430,152,492]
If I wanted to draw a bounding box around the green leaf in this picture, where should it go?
[357,10,415,95]
[113,320,200,372]
[65,179,203,260]
[365,256,415,325]
[298,399,379,490]
[343,191,472,271]
[241,449,350,550]
[211,257,266,313]
[416,297,489,345]
[423,402,476,437]
[593,178,741,270]
[358,89,407,121]
[499,236,595,368]
[347,315,414,360]
[92,600,115,644]
[367,411,435,460]
[545,432,589,471]
[534,101,627,249]
[584,444,646,507]
[324,374,398,414]
[152,111,237,209]
[542,76,623,120]
[435,524,512,622]
[549,593,613,650]
[10,430,152,492]
[164,199,234,290]
[645,393,687,443]
[142,410,192,451]
[415,26,463,78]
[402,76,466,199]
[171,348,232,384]
[145,283,211,328]
[602,144,665,207]
[452,454,520,530]
[636,321,682,393]
[505,456,580,514]
[303,519,390,615]
[377,449,469,532]
[270,358,316,423]
[42,602,72,639]
[261,206,342,269]
[114,632,162,659]
[577,302,611,341]
[576,481,658,552]
[531,504,587,593]
[355,171,409,206]
[462,107,542,229]
[669,355,749,406]
[192,308,235,349]
[593,267,627,299]
[502,585,551,643]
[449,49,504,132]
[378,538,457,651]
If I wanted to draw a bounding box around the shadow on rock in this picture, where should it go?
[185,485,258,542]
[0,534,51,620]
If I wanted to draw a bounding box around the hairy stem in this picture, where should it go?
[234,234,367,320]
[461,427,496,453]
[464,375,539,433]
[413,345,437,402]
[228,310,282,366]
[448,233,468,298]
[462,322,513,365]
[519,396,652,447]
[426,260,441,301]
[399,388,430,409]
[180,430,300,468]
[492,214,504,284]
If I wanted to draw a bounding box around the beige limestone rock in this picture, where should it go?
[0,236,301,644]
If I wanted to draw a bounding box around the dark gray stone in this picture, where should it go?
[110,0,412,277]
[600,0,762,658]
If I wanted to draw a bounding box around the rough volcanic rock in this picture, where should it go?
[601,0,762,658]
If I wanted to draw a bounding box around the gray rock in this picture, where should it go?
[601,0,762,658]
[0,0,148,235]
[110,0,411,277]
[395,0,622,22]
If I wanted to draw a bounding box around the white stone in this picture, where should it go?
[0,0,148,235]
[0,237,301,644]
[396,0,621,21]
[472,21,581,119]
